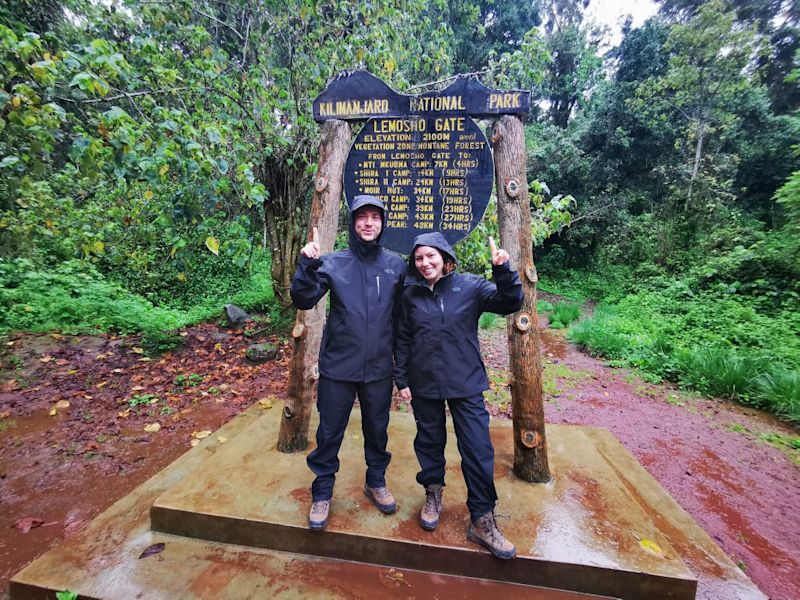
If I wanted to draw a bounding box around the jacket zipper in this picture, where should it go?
[376,275,380,300]
[439,296,445,324]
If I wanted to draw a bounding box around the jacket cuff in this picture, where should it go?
[299,255,323,269]
[491,262,512,278]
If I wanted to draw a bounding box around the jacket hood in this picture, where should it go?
[348,195,386,258]
[408,232,458,279]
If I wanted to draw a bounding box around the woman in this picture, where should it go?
[394,231,524,559]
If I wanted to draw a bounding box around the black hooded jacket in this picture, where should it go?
[290,196,406,383]
[394,232,524,399]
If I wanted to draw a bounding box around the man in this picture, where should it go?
[290,195,406,530]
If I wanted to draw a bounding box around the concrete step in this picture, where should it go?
[150,408,696,599]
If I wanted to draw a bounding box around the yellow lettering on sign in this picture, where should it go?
[434,117,465,132]
[489,93,522,110]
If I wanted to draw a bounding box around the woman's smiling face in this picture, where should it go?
[414,245,444,285]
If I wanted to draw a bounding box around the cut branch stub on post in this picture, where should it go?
[492,114,551,483]
[277,119,351,453]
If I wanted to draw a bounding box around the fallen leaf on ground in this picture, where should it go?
[190,439,200,447]
[13,517,44,533]
[192,430,212,439]
[55,400,70,409]
[131,347,144,354]
[258,398,273,409]
[39,356,53,363]
[639,538,663,556]
[0,410,11,419]
[217,436,227,444]
[138,542,166,559]
[49,407,57,416]
[118,408,131,418]
[55,359,69,366]
[144,423,161,433]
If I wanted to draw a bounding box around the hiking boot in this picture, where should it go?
[364,485,397,514]
[420,484,444,531]
[467,512,516,559]
[308,498,331,530]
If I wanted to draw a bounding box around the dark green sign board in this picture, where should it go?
[344,115,493,254]
[314,71,529,254]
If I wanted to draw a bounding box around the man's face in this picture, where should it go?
[354,206,382,242]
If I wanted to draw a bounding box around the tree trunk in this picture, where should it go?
[686,119,706,211]
[277,119,351,452]
[492,115,551,483]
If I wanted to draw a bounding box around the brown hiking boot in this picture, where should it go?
[467,512,516,559]
[364,485,397,514]
[420,484,443,531]
[308,498,331,530]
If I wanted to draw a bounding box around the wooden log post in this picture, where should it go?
[277,119,351,453]
[492,115,551,482]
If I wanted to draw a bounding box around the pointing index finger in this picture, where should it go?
[312,226,319,245]
[489,236,497,254]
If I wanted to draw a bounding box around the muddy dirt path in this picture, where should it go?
[1,321,798,599]
[0,324,289,597]
[479,321,799,600]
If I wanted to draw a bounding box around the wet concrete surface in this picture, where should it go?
[148,408,700,598]
[10,406,615,600]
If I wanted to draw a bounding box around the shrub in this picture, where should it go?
[479,312,499,329]
[550,302,581,327]
[567,306,629,359]
[0,256,275,336]
[754,370,800,422]
[677,347,770,403]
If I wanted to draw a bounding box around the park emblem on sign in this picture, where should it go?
[313,71,530,254]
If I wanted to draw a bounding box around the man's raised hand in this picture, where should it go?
[489,236,510,266]
[300,226,321,259]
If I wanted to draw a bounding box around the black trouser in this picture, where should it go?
[411,393,497,521]
[308,376,393,501]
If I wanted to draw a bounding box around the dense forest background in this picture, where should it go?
[1,0,798,419]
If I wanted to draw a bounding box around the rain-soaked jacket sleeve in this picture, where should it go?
[290,255,329,310]
[477,262,524,315]
[393,292,412,390]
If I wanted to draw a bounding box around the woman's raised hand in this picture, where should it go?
[300,226,321,259]
[489,236,510,266]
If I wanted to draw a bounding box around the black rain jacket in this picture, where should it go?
[394,232,524,399]
[290,196,406,383]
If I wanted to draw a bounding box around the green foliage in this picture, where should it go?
[141,329,184,356]
[549,302,580,329]
[128,393,159,407]
[174,373,203,388]
[55,592,78,600]
[563,281,800,421]
[753,370,800,422]
[567,306,629,360]
[677,347,769,402]
[479,312,499,329]
[0,257,273,336]
[456,183,574,277]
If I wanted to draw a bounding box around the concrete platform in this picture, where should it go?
[9,406,610,600]
[10,404,766,599]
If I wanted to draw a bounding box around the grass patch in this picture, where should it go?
[0,256,275,337]
[548,302,581,329]
[542,361,593,398]
[485,368,512,411]
[479,312,500,329]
